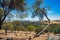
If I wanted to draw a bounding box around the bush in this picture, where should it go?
[35,26,45,33]
[54,25,60,34]
[2,23,14,31]
[19,27,27,31]
[27,26,36,31]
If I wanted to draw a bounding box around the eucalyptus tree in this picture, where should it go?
[31,0,50,38]
[32,0,50,22]
[0,0,26,29]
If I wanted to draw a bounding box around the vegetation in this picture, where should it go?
[0,0,50,29]
[2,21,60,34]
[2,22,14,31]
[0,0,60,40]
[0,0,59,39]
[27,26,36,32]
[0,0,26,29]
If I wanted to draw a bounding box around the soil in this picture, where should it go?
[0,30,59,40]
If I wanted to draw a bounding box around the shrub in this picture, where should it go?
[27,26,36,31]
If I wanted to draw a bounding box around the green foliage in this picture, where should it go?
[0,0,26,29]
[54,24,60,34]
[12,21,28,31]
[13,21,20,26]
[0,0,26,11]
[27,26,36,31]
[2,21,60,34]
[19,27,27,31]
[46,24,60,33]
[35,26,45,33]
[0,8,4,17]
[2,22,14,30]
[47,26,54,32]
[0,8,3,13]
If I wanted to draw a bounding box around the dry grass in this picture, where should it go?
[0,30,56,40]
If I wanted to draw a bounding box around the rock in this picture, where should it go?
[47,36,60,40]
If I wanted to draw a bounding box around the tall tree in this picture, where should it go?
[0,0,26,29]
[31,0,50,38]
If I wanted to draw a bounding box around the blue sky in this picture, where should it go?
[44,0,60,20]
[10,0,60,21]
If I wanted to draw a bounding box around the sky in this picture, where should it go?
[44,0,60,20]
[10,0,60,21]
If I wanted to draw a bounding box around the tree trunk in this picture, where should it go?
[0,11,10,30]
[0,18,5,30]
[0,22,3,30]
[0,24,2,29]
[0,15,2,29]
[33,24,50,38]
[37,24,50,36]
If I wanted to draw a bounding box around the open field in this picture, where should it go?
[0,30,60,40]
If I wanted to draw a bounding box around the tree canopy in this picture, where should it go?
[0,0,26,29]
